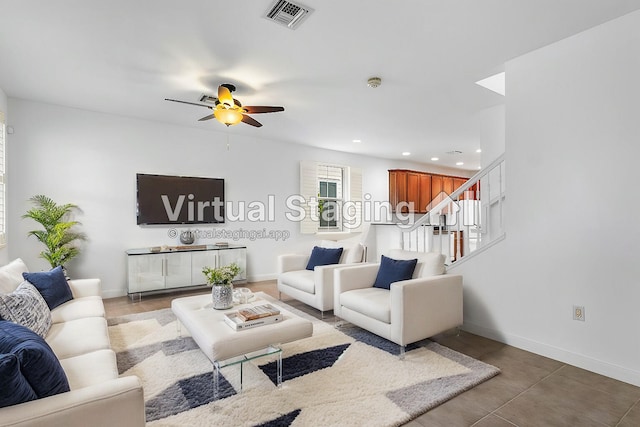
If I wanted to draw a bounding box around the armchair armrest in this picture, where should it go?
[334,263,379,293]
[390,274,463,345]
[0,376,145,427]
[334,263,379,316]
[312,264,353,310]
[277,254,309,274]
[67,278,102,298]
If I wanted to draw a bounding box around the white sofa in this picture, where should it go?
[334,249,463,353]
[277,240,366,314]
[0,259,145,427]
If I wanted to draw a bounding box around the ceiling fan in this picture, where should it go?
[165,84,284,128]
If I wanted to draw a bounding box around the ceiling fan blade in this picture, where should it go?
[198,113,216,121]
[217,85,234,108]
[241,114,262,127]
[243,106,285,114]
[165,98,211,109]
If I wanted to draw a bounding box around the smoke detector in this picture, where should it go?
[367,77,382,88]
[265,0,314,30]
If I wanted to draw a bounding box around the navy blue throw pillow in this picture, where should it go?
[372,255,418,290]
[0,353,38,408]
[0,320,70,399]
[305,246,344,271]
[23,266,73,310]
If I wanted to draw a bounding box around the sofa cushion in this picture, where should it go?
[0,353,38,408]
[51,296,105,324]
[305,246,343,270]
[373,255,417,290]
[340,288,391,323]
[59,349,118,390]
[0,281,52,337]
[46,316,111,359]
[279,270,315,294]
[0,320,70,399]
[0,258,29,294]
[23,266,73,310]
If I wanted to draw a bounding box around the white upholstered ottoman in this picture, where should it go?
[171,292,313,395]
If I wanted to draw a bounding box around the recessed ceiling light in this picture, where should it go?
[402,152,411,156]
[475,72,505,96]
[456,162,464,166]
[476,148,482,153]
[352,139,362,143]
[431,157,439,161]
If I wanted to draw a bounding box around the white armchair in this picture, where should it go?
[277,240,366,315]
[334,249,463,355]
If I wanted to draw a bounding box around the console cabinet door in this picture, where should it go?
[191,251,217,286]
[218,247,247,282]
[128,254,165,293]
[164,252,193,288]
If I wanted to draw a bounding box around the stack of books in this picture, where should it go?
[224,303,282,331]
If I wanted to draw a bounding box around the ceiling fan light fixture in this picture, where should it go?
[214,108,243,126]
[367,77,382,88]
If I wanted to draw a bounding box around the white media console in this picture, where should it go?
[126,244,247,297]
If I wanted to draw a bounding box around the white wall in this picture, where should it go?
[453,10,640,386]
[0,87,8,265]
[477,104,505,166]
[6,99,462,297]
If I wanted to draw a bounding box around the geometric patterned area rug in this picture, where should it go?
[108,297,499,427]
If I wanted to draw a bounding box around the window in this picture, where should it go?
[299,161,362,234]
[0,111,5,247]
[318,165,343,230]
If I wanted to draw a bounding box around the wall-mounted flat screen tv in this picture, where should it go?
[136,173,225,225]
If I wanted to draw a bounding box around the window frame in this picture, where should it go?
[0,111,5,247]
[299,161,362,234]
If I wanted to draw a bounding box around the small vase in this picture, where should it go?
[211,283,234,309]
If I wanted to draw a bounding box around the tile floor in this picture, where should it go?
[104,280,640,427]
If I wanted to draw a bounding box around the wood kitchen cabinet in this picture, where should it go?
[389,169,476,213]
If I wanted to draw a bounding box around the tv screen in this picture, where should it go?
[136,173,225,225]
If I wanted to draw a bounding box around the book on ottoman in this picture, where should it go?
[224,312,283,331]
[237,304,281,321]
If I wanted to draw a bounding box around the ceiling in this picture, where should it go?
[1,0,639,171]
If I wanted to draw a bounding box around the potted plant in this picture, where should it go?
[203,263,241,309]
[22,195,87,272]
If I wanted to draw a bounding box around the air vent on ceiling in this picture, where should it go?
[265,0,314,30]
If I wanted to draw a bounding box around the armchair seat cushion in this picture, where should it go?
[340,288,390,323]
[279,270,315,294]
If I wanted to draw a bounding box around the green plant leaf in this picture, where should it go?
[23,194,86,268]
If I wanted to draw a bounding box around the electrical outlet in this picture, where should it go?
[573,305,585,321]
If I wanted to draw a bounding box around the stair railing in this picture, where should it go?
[399,153,506,266]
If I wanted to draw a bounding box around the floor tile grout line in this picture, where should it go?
[615,395,640,427]
[470,412,514,427]
[486,363,567,419]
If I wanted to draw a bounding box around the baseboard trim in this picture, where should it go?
[247,273,277,282]
[102,289,127,299]
[462,320,640,387]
